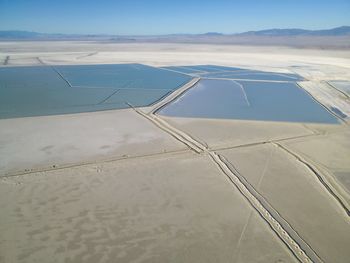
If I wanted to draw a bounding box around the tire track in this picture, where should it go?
[273,142,350,216]
[128,99,317,263]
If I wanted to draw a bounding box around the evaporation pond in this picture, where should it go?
[55,64,191,89]
[161,65,304,82]
[158,79,339,124]
[0,64,192,119]
[199,72,303,81]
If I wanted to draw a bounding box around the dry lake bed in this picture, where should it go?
[0,42,350,263]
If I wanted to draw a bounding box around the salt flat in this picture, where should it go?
[0,109,186,176]
[0,152,297,263]
[217,144,350,263]
[0,42,350,263]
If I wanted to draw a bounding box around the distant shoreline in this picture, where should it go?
[0,26,350,49]
[1,35,350,50]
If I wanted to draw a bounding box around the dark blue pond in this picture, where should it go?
[161,65,304,82]
[0,64,192,119]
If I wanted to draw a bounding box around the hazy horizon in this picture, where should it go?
[0,25,350,37]
[0,0,349,35]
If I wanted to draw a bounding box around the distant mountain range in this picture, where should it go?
[237,26,350,36]
[1,26,350,49]
[0,26,349,40]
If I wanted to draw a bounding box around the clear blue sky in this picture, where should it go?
[0,0,349,35]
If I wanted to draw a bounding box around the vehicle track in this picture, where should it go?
[129,97,319,263]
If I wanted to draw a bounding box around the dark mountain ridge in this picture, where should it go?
[238,26,350,36]
[0,26,349,39]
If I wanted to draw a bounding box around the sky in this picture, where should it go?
[0,0,349,35]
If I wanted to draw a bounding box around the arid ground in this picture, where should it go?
[0,42,350,263]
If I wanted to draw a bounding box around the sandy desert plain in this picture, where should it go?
[0,41,350,263]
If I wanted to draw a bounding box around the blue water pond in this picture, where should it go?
[0,64,192,118]
[158,79,339,124]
